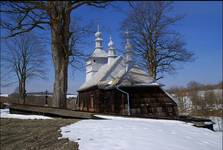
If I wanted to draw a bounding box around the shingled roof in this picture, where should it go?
[91,48,108,58]
[78,56,159,92]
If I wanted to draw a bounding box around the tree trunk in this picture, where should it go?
[19,80,25,104]
[18,81,22,104]
[51,38,69,108]
[52,58,68,108]
[50,2,71,108]
[148,64,156,81]
[148,56,157,80]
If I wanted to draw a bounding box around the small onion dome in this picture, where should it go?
[108,36,114,48]
[95,31,102,38]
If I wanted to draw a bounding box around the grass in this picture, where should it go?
[0,118,79,150]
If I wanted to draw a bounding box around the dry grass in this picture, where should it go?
[0,118,79,150]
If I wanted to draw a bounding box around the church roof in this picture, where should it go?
[78,56,121,91]
[91,48,108,58]
[78,28,161,92]
[78,56,159,91]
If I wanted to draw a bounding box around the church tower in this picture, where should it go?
[124,31,133,71]
[108,36,117,65]
[86,26,108,81]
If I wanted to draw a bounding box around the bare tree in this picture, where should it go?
[122,1,193,80]
[69,19,95,70]
[0,1,108,108]
[1,33,47,104]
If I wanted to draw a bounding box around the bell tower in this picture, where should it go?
[124,31,133,71]
[108,36,117,65]
[86,26,108,81]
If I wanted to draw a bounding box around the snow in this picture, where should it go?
[66,94,77,98]
[161,87,178,104]
[0,94,8,97]
[198,89,222,98]
[0,108,53,120]
[209,116,223,131]
[60,115,222,150]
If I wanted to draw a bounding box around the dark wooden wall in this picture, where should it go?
[78,86,178,118]
[125,87,178,118]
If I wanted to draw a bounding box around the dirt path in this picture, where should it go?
[0,118,79,150]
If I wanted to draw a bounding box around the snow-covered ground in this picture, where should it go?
[60,115,222,150]
[0,108,52,119]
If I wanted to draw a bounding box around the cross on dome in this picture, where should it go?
[95,25,102,38]
[95,25,103,49]
[108,35,114,48]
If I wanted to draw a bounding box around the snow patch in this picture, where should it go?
[60,115,222,150]
[0,108,53,120]
[209,116,223,131]
[0,94,8,97]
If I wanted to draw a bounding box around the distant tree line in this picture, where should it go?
[168,81,222,93]
[168,81,222,117]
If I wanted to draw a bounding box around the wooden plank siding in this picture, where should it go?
[78,86,178,118]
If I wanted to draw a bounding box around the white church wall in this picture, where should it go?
[86,57,108,81]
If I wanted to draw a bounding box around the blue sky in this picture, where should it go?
[1,1,222,94]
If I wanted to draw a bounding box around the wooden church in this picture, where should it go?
[77,28,178,118]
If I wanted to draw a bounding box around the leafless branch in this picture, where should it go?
[1,32,47,101]
[122,1,193,80]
